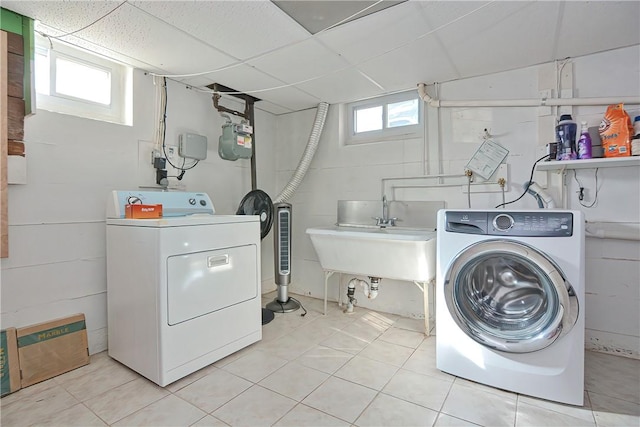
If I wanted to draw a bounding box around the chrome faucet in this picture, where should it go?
[374,195,398,227]
[382,195,389,221]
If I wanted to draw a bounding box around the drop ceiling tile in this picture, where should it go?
[34,28,166,74]
[181,64,284,93]
[180,64,321,112]
[357,36,459,93]
[556,1,640,59]
[295,68,386,104]
[2,1,118,32]
[255,101,293,116]
[71,3,236,75]
[316,1,428,64]
[5,0,639,116]
[416,1,497,30]
[436,2,559,80]
[248,38,351,85]
[175,66,322,111]
[130,0,311,60]
[256,86,322,112]
[175,75,221,89]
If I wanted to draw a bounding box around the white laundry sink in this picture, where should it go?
[306,226,437,282]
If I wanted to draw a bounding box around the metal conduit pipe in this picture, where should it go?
[274,102,330,203]
[417,83,640,108]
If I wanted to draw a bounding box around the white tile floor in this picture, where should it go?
[2,293,639,427]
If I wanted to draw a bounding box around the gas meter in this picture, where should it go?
[219,121,253,161]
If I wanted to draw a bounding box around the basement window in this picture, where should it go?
[34,35,132,125]
[344,90,422,145]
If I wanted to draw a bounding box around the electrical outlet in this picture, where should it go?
[139,140,183,189]
[151,149,162,165]
[538,89,553,117]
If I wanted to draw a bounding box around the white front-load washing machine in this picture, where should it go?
[106,191,261,387]
[436,209,585,405]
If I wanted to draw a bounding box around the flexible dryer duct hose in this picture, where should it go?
[274,102,330,203]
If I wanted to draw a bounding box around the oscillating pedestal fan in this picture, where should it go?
[237,189,274,239]
[236,189,275,324]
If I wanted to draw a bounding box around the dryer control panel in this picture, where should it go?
[107,190,215,218]
[445,211,573,237]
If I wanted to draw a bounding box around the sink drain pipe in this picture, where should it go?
[345,277,381,313]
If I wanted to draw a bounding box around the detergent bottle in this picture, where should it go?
[577,121,592,159]
[556,114,577,160]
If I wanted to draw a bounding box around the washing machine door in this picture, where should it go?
[444,239,578,353]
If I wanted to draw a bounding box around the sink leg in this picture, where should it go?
[323,270,335,316]
[413,280,435,336]
[424,281,430,337]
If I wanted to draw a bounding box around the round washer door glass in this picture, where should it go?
[444,239,578,353]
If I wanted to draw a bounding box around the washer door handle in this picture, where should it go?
[207,254,229,268]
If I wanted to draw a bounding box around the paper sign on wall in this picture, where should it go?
[465,139,509,180]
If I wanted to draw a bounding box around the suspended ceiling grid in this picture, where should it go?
[2,1,639,115]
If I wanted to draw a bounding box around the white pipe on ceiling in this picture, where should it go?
[417,83,640,108]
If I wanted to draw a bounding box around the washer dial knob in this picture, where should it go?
[493,214,514,231]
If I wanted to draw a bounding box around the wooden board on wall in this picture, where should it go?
[6,31,23,55]
[7,52,24,98]
[1,31,9,258]
[7,97,24,141]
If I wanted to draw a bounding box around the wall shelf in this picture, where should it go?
[536,156,640,171]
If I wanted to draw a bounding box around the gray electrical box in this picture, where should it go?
[219,123,253,161]
[179,133,208,160]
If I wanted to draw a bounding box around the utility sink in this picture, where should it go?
[306,226,437,282]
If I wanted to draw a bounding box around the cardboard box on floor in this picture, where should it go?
[17,313,90,388]
[1,327,21,396]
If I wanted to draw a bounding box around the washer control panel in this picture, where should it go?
[445,211,573,237]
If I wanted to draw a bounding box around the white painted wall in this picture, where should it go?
[0,69,278,354]
[1,46,637,359]
[281,45,640,358]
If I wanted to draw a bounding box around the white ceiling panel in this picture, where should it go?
[357,35,459,93]
[2,0,638,113]
[182,63,286,93]
[248,37,350,84]
[416,1,498,30]
[316,1,427,64]
[35,31,165,74]
[556,1,640,59]
[130,0,311,61]
[248,86,321,112]
[254,101,293,116]
[436,2,559,80]
[423,2,542,52]
[295,68,387,104]
[1,1,119,32]
[180,64,322,112]
[74,4,236,74]
[175,75,221,90]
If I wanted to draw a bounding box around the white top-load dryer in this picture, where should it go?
[106,190,261,386]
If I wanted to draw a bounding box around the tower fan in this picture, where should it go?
[266,203,300,313]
